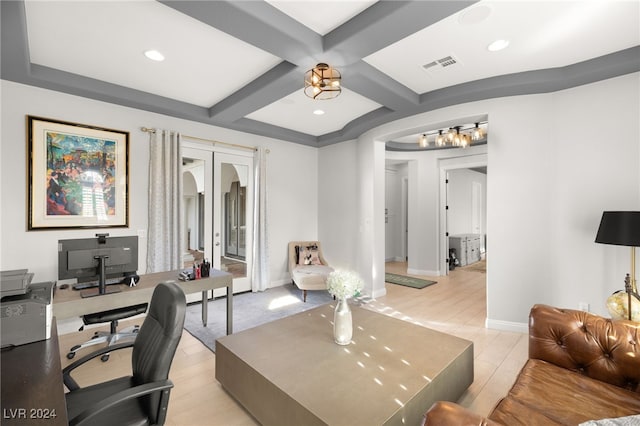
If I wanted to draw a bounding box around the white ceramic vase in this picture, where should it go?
[333,297,353,345]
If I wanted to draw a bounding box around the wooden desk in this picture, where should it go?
[1,318,68,425]
[53,269,233,334]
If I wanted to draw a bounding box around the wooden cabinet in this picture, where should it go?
[449,234,482,266]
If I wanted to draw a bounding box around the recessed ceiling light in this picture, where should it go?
[144,49,165,62]
[313,109,325,115]
[487,39,509,52]
[458,5,492,25]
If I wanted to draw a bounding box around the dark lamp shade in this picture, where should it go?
[595,211,640,247]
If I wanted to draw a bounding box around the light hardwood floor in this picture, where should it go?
[57,260,528,425]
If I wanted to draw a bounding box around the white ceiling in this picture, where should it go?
[364,1,639,94]
[246,87,381,136]
[6,0,639,147]
[24,1,282,107]
[266,1,377,36]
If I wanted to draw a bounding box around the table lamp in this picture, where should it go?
[595,211,640,321]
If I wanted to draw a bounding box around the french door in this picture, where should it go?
[182,143,253,298]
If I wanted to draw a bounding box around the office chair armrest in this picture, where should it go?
[62,341,134,391]
[68,379,174,426]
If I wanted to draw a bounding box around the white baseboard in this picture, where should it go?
[406,267,440,276]
[370,287,387,299]
[270,278,292,287]
[485,318,528,334]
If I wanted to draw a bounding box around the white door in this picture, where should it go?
[182,144,253,299]
[214,152,253,295]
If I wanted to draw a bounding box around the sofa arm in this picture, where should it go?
[529,304,640,392]
[422,401,503,426]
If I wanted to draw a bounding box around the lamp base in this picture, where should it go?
[606,290,640,322]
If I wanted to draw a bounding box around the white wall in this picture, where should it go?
[318,72,639,328]
[549,74,640,314]
[317,140,358,270]
[384,166,404,261]
[0,80,318,289]
[407,153,440,275]
[318,138,386,298]
[357,139,387,298]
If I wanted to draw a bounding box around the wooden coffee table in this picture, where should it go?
[216,303,473,426]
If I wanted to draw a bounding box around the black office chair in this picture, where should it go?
[67,303,149,362]
[63,281,186,426]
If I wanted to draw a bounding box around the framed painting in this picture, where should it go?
[27,116,129,230]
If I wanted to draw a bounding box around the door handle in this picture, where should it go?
[215,242,220,246]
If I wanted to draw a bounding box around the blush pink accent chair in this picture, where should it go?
[288,241,334,302]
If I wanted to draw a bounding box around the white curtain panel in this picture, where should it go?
[251,146,269,291]
[146,130,184,273]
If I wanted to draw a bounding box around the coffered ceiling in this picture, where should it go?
[2,1,639,148]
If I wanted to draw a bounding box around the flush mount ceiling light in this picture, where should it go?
[144,49,165,62]
[304,63,341,100]
[487,39,509,52]
[313,109,325,115]
[417,122,488,149]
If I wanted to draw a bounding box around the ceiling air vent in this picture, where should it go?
[437,56,457,67]
[422,55,460,73]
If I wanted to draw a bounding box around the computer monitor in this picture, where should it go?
[58,234,138,297]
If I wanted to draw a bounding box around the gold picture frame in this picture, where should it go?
[27,115,129,230]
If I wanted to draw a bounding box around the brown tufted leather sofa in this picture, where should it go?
[423,304,640,425]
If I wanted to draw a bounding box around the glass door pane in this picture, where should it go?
[224,180,247,258]
[181,147,214,303]
[225,181,239,257]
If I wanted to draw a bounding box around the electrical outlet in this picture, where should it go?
[578,302,589,312]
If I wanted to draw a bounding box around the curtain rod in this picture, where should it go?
[141,127,267,153]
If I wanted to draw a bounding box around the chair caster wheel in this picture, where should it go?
[67,352,75,359]
[100,354,110,362]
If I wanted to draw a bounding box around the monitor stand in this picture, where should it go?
[80,286,121,298]
[80,254,122,299]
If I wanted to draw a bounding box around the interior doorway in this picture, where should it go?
[439,156,488,275]
[384,154,487,277]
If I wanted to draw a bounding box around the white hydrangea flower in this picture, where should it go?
[327,270,364,300]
